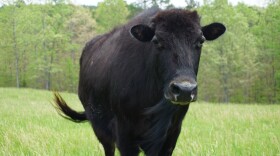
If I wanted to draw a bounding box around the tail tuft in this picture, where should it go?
[53,92,87,123]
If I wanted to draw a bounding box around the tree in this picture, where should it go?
[127,3,143,19]
[0,0,279,104]
[198,0,259,103]
[185,0,199,10]
[253,1,280,103]
[61,6,97,92]
[0,1,41,88]
[95,0,129,33]
[0,2,97,92]
[135,0,170,8]
[151,0,170,7]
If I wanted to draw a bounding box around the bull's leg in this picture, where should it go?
[159,106,189,156]
[158,125,182,156]
[139,123,181,156]
[85,107,115,156]
[115,121,140,156]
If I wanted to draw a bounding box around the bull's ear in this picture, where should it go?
[130,24,155,42]
[202,23,226,41]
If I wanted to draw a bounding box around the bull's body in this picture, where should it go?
[54,8,225,156]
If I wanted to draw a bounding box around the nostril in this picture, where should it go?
[170,83,181,95]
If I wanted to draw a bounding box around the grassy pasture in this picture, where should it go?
[0,88,279,155]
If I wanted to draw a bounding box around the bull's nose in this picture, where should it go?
[169,81,197,103]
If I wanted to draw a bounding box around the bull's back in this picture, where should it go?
[78,29,125,103]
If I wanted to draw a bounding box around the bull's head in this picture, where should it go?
[130,10,225,105]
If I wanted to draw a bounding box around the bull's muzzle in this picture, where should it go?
[165,81,197,105]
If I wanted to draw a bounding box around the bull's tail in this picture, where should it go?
[53,92,87,123]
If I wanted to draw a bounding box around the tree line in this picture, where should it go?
[0,0,279,104]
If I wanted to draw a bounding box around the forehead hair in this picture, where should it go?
[151,9,201,34]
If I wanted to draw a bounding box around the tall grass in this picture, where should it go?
[0,88,279,155]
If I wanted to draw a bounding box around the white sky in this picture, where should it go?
[71,0,267,7]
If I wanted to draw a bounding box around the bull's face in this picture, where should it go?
[130,10,225,105]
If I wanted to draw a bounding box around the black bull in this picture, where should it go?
[54,8,225,156]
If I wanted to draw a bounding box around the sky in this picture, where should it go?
[71,0,267,7]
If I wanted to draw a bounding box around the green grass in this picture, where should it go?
[0,88,279,155]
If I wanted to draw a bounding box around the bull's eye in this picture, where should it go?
[151,36,157,43]
[196,36,205,48]
[152,36,164,49]
[196,41,204,48]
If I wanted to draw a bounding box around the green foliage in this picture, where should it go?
[0,88,279,155]
[136,0,170,8]
[127,3,143,19]
[252,2,280,103]
[151,0,170,7]
[0,0,280,103]
[95,0,129,33]
[185,0,200,9]
[198,0,280,103]
[0,3,96,92]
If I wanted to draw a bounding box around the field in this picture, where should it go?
[0,88,279,155]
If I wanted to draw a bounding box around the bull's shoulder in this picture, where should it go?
[80,34,108,65]
[82,35,104,54]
